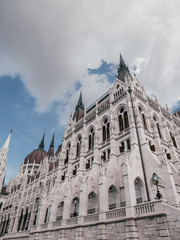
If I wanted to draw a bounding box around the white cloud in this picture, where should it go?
[0,0,180,125]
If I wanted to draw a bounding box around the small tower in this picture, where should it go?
[73,91,85,122]
[117,53,132,82]
[0,130,12,191]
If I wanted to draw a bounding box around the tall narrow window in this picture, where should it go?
[157,123,162,139]
[65,142,71,164]
[124,111,129,129]
[119,108,129,132]
[89,128,95,150]
[76,135,82,158]
[170,132,177,148]
[57,202,64,220]
[119,115,124,132]
[17,209,23,231]
[153,117,162,139]
[142,113,147,130]
[102,118,110,142]
[44,205,51,223]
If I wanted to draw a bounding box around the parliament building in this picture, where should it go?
[0,55,180,239]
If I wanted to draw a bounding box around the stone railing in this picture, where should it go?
[52,220,62,228]
[135,202,155,216]
[67,217,78,225]
[106,207,126,220]
[84,213,99,223]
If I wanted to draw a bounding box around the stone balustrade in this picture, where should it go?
[66,217,78,226]
[84,212,99,223]
[106,207,126,220]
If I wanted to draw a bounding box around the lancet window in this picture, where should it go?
[44,205,51,223]
[119,107,129,132]
[87,192,98,214]
[57,201,64,220]
[76,135,82,158]
[153,117,162,139]
[108,185,118,210]
[88,128,95,150]
[138,107,147,130]
[64,142,71,164]
[169,131,177,148]
[102,118,110,142]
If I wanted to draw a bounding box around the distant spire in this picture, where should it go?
[117,53,131,82]
[118,53,129,74]
[73,91,85,122]
[50,133,55,148]
[2,130,12,151]
[38,133,45,150]
[75,91,84,110]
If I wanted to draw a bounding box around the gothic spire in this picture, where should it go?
[38,133,45,150]
[73,91,85,122]
[117,53,131,82]
[118,53,129,73]
[75,91,84,110]
[2,130,12,151]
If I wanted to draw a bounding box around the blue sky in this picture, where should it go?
[0,75,64,182]
[0,0,180,183]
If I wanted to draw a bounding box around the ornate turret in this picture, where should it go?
[0,130,12,192]
[73,91,85,122]
[117,53,132,82]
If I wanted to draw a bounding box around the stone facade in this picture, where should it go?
[0,55,180,239]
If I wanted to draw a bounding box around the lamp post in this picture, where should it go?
[152,173,162,199]
[73,198,78,217]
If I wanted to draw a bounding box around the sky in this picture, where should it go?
[0,0,180,183]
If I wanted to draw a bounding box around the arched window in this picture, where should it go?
[70,197,79,218]
[57,201,64,220]
[87,192,98,214]
[88,128,95,150]
[119,108,129,132]
[76,135,82,158]
[65,142,71,164]
[44,205,51,223]
[4,213,10,234]
[1,215,6,234]
[119,115,124,132]
[33,198,39,226]
[102,118,110,142]
[139,107,148,130]
[108,185,118,210]
[124,111,129,129]
[17,209,23,231]
[134,178,143,204]
[153,117,162,139]
[169,131,177,148]
[22,207,28,231]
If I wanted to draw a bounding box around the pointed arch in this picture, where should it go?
[108,185,118,210]
[134,177,144,204]
[87,191,98,214]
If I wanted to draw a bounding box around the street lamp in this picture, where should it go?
[73,198,78,217]
[152,173,162,199]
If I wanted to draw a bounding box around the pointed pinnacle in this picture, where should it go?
[76,91,84,110]
[118,53,129,73]
[50,133,55,148]
[39,133,45,149]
